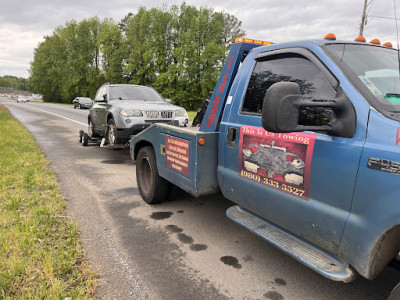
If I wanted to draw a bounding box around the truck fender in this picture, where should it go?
[366,224,400,279]
[132,140,153,161]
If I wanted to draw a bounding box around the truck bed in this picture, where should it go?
[131,123,220,197]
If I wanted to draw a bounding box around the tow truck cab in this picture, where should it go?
[130,36,400,283]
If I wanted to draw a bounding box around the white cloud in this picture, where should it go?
[0,0,399,78]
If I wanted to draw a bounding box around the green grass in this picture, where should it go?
[0,105,97,299]
[187,111,196,121]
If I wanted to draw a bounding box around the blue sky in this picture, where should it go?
[0,0,398,78]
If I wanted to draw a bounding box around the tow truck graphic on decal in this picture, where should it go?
[243,141,305,186]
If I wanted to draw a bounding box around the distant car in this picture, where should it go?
[17,96,28,103]
[88,83,189,145]
[73,97,93,109]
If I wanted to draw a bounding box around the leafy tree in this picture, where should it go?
[29,3,245,110]
[29,31,65,102]
[222,12,246,51]
[59,18,104,102]
[0,75,28,90]
[98,18,126,83]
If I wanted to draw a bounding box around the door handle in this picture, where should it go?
[227,127,237,148]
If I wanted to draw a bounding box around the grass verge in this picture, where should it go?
[0,105,97,299]
[187,111,196,121]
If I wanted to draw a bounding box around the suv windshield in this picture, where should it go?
[324,43,400,120]
[109,85,164,102]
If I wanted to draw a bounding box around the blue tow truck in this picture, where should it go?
[130,35,400,286]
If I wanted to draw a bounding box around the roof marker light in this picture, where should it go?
[324,33,336,40]
[354,36,366,42]
[369,39,381,45]
[235,37,273,45]
[383,42,393,48]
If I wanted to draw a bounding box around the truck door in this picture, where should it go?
[219,48,368,253]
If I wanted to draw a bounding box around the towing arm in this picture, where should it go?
[199,38,272,132]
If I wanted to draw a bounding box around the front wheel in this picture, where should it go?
[107,119,119,145]
[389,282,400,300]
[88,119,99,138]
[136,146,169,204]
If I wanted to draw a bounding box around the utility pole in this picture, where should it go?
[359,0,368,36]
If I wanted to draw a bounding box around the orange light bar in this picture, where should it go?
[354,36,366,42]
[383,42,393,48]
[235,37,273,45]
[369,39,381,45]
[324,33,336,40]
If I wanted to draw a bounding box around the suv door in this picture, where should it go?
[219,48,369,253]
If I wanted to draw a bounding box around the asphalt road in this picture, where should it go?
[1,97,399,300]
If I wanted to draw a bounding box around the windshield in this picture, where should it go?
[109,86,164,102]
[324,43,400,119]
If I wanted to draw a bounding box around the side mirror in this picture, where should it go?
[261,82,355,138]
[165,98,171,103]
[96,95,107,103]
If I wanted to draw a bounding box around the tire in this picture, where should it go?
[136,146,169,204]
[88,119,99,138]
[107,119,119,145]
[82,133,89,146]
[388,282,400,300]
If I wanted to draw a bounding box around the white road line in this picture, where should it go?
[23,104,87,126]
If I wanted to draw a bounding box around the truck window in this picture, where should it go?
[324,43,400,121]
[241,53,336,126]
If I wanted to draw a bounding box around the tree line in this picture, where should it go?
[0,76,28,91]
[29,3,245,110]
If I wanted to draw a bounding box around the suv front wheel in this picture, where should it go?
[88,118,99,138]
[107,119,119,145]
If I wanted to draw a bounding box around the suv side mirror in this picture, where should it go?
[95,94,107,103]
[261,82,356,138]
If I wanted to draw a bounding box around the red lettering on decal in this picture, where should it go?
[226,56,234,69]
[205,57,234,127]
[206,96,220,127]
[397,127,400,146]
[218,73,229,93]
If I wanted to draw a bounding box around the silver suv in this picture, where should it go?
[88,84,189,144]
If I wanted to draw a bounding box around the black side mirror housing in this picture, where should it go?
[261,82,356,138]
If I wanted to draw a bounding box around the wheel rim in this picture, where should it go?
[139,156,153,195]
[108,124,116,145]
[88,121,93,137]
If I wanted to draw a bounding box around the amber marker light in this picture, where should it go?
[369,39,381,45]
[235,37,273,45]
[324,33,336,40]
[198,137,206,146]
[383,42,393,48]
[354,36,366,42]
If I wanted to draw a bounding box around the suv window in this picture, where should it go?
[241,53,336,126]
[95,86,106,101]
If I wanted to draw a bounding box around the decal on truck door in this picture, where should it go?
[166,136,189,176]
[238,126,316,200]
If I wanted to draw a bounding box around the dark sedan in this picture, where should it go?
[73,97,93,109]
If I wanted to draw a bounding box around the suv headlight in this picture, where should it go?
[175,109,188,118]
[120,109,142,117]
